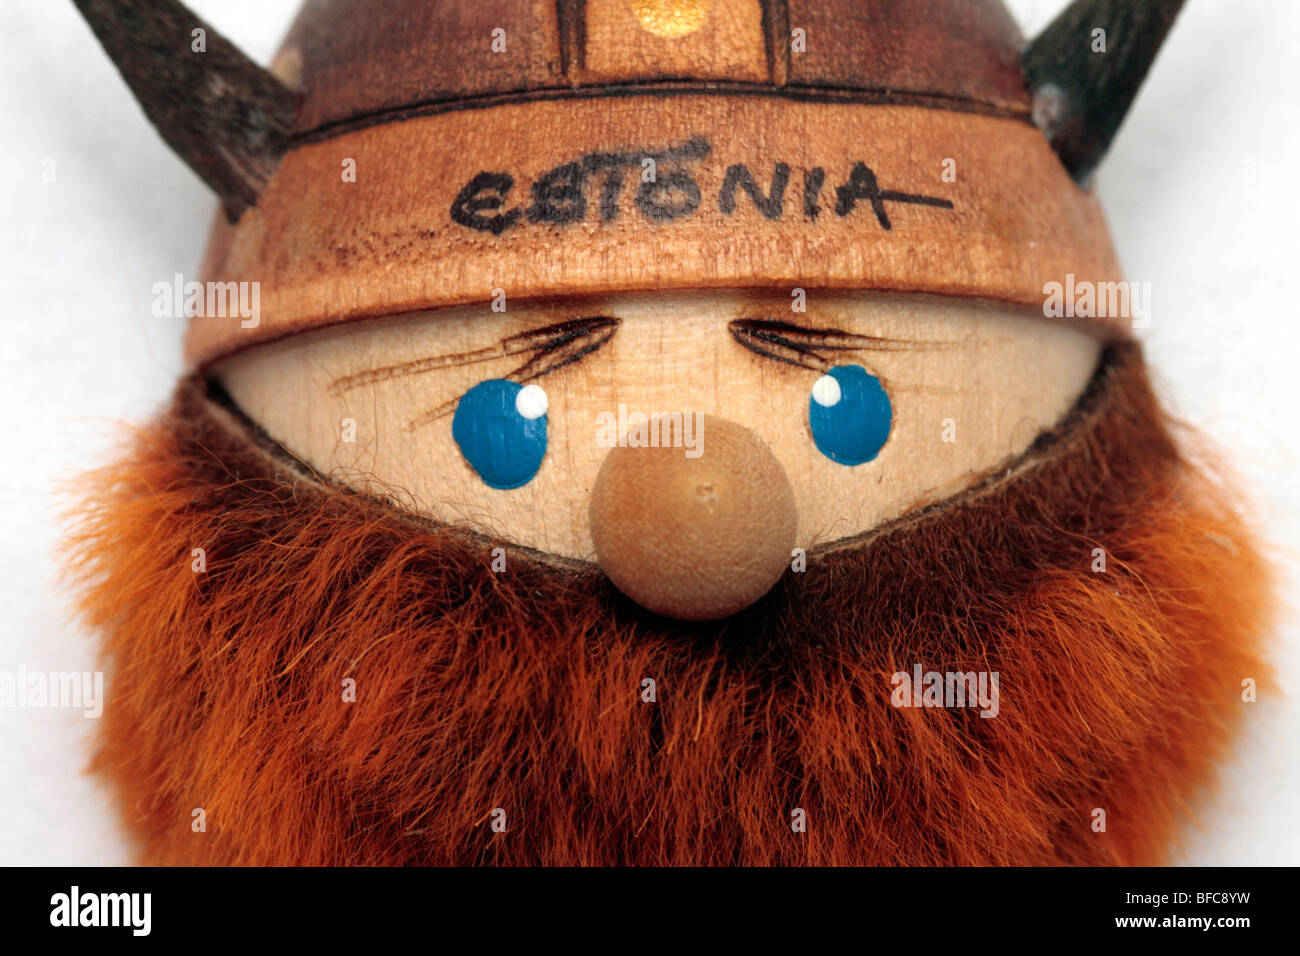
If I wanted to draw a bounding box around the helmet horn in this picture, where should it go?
[72,0,296,221]
[1023,0,1185,184]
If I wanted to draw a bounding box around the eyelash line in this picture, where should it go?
[331,313,930,434]
[727,318,938,373]
[329,316,620,395]
[401,316,621,430]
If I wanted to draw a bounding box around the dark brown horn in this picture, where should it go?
[1023,0,1185,184]
[72,0,296,221]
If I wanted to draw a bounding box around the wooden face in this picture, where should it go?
[217,290,1101,560]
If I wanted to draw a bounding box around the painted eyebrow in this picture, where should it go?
[329,315,620,430]
[728,318,931,372]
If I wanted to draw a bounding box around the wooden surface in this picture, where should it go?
[783,0,1027,110]
[278,0,1030,137]
[216,290,1103,559]
[581,0,769,83]
[189,98,1123,367]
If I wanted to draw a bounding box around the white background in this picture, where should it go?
[0,0,1295,865]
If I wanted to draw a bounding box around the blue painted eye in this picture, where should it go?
[452,380,548,489]
[808,364,891,465]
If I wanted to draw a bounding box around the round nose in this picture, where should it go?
[589,414,797,620]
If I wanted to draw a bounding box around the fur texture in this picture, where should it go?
[65,344,1271,865]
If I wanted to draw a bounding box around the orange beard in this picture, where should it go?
[65,343,1271,865]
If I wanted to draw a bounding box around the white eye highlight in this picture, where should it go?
[811,374,842,408]
[515,383,549,419]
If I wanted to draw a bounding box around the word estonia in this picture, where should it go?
[451,136,954,236]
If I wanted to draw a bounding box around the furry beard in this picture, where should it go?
[65,343,1271,866]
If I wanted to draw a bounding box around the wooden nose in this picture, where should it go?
[589,414,796,620]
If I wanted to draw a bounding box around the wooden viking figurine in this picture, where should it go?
[69,0,1270,865]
